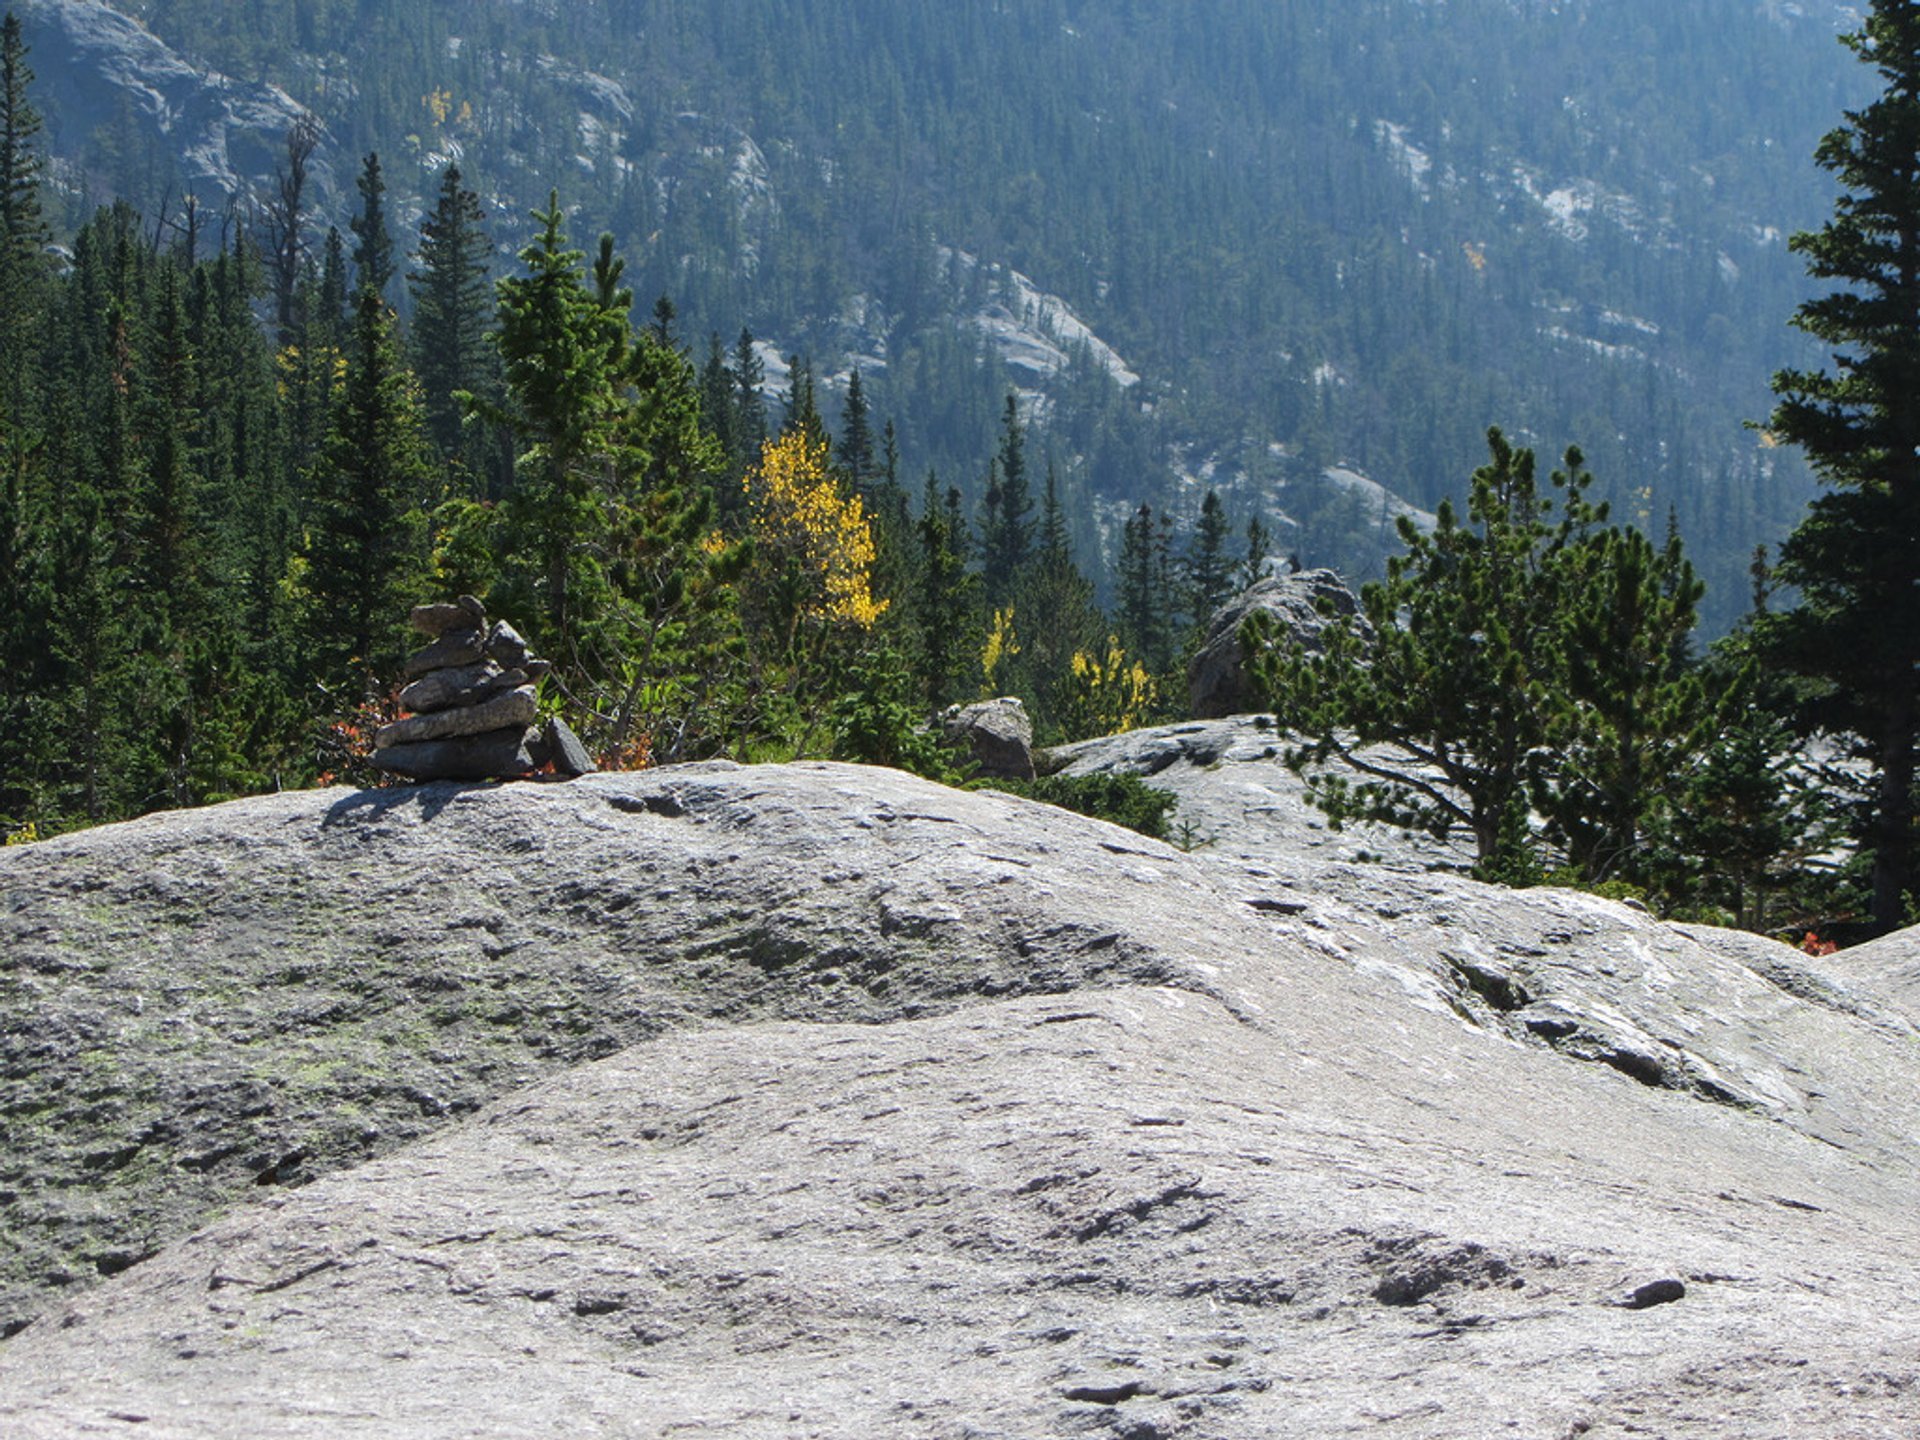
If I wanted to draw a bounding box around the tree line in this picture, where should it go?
[0,14,1250,840]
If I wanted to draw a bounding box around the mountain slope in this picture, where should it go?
[15,0,1873,624]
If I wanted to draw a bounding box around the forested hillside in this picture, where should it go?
[3,0,1911,938]
[15,0,1869,627]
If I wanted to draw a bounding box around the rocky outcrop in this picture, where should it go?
[1187,569,1362,718]
[939,695,1035,779]
[3,757,1919,1437]
[15,0,332,203]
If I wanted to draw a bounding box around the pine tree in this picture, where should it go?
[1240,513,1273,589]
[914,471,975,708]
[730,328,767,465]
[1186,489,1236,624]
[1254,429,1598,874]
[1761,0,1920,932]
[408,164,500,488]
[0,8,49,443]
[839,365,876,495]
[300,286,433,697]
[1541,524,1713,884]
[0,11,45,266]
[1017,463,1102,739]
[979,393,1034,605]
[488,193,622,664]
[1117,502,1172,673]
[350,152,395,304]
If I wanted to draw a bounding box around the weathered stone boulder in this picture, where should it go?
[1187,568,1362,718]
[939,696,1034,779]
[535,716,597,778]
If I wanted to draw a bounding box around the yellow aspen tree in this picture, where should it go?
[743,430,888,633]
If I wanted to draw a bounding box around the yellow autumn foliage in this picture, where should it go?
[1057,636,1157,740]
[743,431,888,628]
[980,606,1019,694]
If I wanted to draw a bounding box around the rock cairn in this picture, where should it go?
[371,597,596,782]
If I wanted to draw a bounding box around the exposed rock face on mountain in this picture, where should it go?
[15,0,328,202]
[1187,570,1362,719]
[3,758,1919,1437]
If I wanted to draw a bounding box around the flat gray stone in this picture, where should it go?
[407,602,469,637]
[369,724,539,780]
[374,687,537,750]
[396,663,525,716]
[3,762,1919,1438]
[401,629,486,678]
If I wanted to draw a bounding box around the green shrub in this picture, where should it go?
[970,772,1176,842]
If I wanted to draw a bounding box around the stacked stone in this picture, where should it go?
[371,597,596,782]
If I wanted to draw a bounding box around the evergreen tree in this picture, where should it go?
[1117,502,1173,673]
[408,164,500,487]
[1254,429,1599,875]
[1540,523,1713,884]
[782,354,828,450]
[1241,513,1273,589]
[299,286,433,697]
[0,9,50,827]
[697,331,735,469]
[317,226,349,337]
[0,8,49,336]
[1761,0,1920,933]
[1186,488,1236,624]
[979,393,1034,604]
[914,471,975,708]
[839,365,876,495]
[487,193,622,664]
[730,328,767,464]
[1017,463,1102,738]
[350,151,395,303]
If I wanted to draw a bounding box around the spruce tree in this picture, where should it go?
[300,286,433,697]
[1761,0,1920,932]
[979,393,1034,605]
[350,152,395,303]
[0,9,48,310]
[409,164,500,486]
[839,366,876,495]
[1186,489,1236,624]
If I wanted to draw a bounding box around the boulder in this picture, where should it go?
[373,686,538,750]
[1187,568,1362,719]
[939,696,1035,780]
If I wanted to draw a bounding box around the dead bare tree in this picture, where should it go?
[259,115,320,348]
